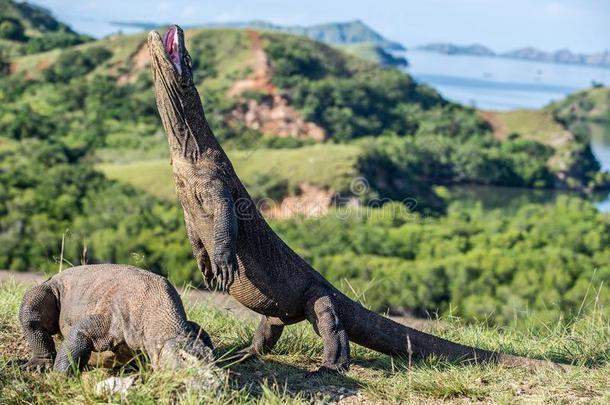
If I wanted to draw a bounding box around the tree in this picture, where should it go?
[0,18,26,41]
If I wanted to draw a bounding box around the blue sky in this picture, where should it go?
[33,0,610,52]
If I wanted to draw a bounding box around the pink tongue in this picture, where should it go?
[163,27,175,52]
[163,27,181,71]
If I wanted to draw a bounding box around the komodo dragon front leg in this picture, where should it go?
[19,284,60,370]
[187,177,238,292]
[53,314,111,374]
[21,285,113,375]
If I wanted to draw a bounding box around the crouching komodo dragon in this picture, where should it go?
[149,25,561,373]
[19,264,214,374]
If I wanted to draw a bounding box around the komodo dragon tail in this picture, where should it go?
[337,293,555,368]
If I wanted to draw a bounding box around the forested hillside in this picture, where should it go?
[1,1,609,325]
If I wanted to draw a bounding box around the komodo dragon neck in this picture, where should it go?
[148,25,567,374]
[148,25,231,171]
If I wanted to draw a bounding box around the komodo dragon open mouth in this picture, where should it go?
[148,24,192,83]
[163,26,182,74]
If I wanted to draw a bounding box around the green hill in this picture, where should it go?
[112,19,406,52]
[0,0,89,56]
[478,109,606,188]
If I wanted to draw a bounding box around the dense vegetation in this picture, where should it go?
[0,141,199,284]
[273,199,610,325]
[2,26,605,197]
[0,62,157,159]
[357,132,556,213]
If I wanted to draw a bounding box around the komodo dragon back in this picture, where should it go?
[148,25,567,373]
[19,264,214,374]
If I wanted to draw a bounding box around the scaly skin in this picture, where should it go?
[19,264,214,375]
[149,26,564,372]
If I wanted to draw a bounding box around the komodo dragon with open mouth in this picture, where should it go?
[149,25,563,373]
[19,264,214,375]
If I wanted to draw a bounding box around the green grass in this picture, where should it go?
[2,282,610,403]
[97,159,175,201]
[0,38,23,57]
[97,144,362,201]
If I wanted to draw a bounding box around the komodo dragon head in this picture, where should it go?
[148,25,213,162]
[156,321,215,370]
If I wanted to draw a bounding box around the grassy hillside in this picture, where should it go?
[98,144,361,201]
[547,87,610,165]
[1,283,610,403]
[482,110,572,166]
[489,110,566,141]
[479,109,607,188]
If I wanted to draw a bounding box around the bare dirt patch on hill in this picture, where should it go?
[229,31,326,141]
[117,40,150,85]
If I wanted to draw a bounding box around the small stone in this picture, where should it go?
[184,366,224,393]
[95,376,137,397]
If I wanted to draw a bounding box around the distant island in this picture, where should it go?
[110,19,407,67]
[417,43,494,57]
[418,42,610,68]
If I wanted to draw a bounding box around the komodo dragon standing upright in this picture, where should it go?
[148,25,561,373]
[19,264,214,374]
